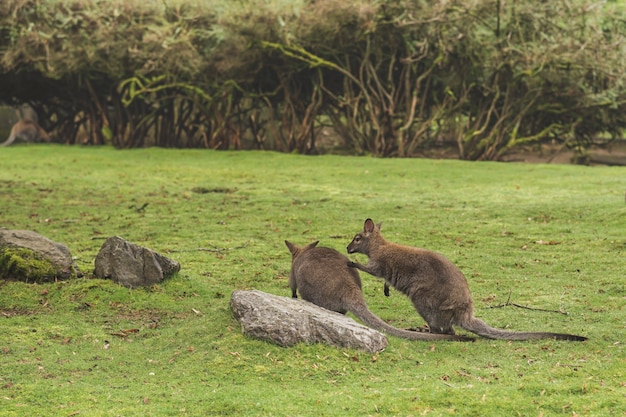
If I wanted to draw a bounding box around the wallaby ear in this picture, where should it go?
[376,222,382,231]
[305,241,320,250]
[285,240,298,255]
[364,218,375,233]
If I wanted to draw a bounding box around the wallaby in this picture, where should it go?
[285,240,473,342]
[1,120,50,147]
[346,219,587,342]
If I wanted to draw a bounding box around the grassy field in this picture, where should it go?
[0,146,624,416]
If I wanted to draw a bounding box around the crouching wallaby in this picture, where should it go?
[347,219,587,342]
[285,240,473,342]
[1,120,50,147]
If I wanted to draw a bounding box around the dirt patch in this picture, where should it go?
[502,142,626,165]
[418,141,626,165]
[317,126,626,165]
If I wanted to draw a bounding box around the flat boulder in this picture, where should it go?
[0,229,82,282]
[230,289,388,353]
[94,236,180,288]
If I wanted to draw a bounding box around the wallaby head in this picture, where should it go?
[1,119,50,147]
[347,218,384,256]
[347,219,392,297]
[285,240,319,259]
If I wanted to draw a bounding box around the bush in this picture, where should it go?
[1,0,625,159]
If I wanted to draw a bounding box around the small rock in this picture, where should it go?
[93,236,180,288]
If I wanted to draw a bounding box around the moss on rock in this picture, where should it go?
[0,246,67,283]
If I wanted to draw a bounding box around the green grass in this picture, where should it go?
[0,146,624,416]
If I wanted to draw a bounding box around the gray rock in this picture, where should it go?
[94,236,180,288]
[230,289,388,353]
[0,229,82,282]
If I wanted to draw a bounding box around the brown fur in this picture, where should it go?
[285,240,473,342]
[347,219,587,342]
[1,120,50,147]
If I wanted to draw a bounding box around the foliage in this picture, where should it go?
[0,146,624,415]
[0,0,625,158]
[450,0,626,160]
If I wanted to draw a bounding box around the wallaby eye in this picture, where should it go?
[354,235,361,242]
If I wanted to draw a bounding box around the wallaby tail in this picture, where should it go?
[462,316,587,342]
[1,133,16,147]
[350,303,474,342]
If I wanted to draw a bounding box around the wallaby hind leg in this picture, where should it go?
[415,305,456,335]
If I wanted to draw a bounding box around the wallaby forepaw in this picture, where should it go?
[347,261,357,268]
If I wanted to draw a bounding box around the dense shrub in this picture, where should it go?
[0,0,624,159]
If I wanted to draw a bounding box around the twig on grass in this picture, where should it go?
[486,291,570,315]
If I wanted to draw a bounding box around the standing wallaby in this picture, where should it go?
[347,219,587,342]
[285,240,473,342]
[1,120,50,147]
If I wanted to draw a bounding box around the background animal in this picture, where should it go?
[347,219,587,341]
[1,120,50,147]
[286,240,473,342]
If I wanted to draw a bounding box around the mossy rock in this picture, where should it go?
[0,247,69,283]
[0,229,82,283]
